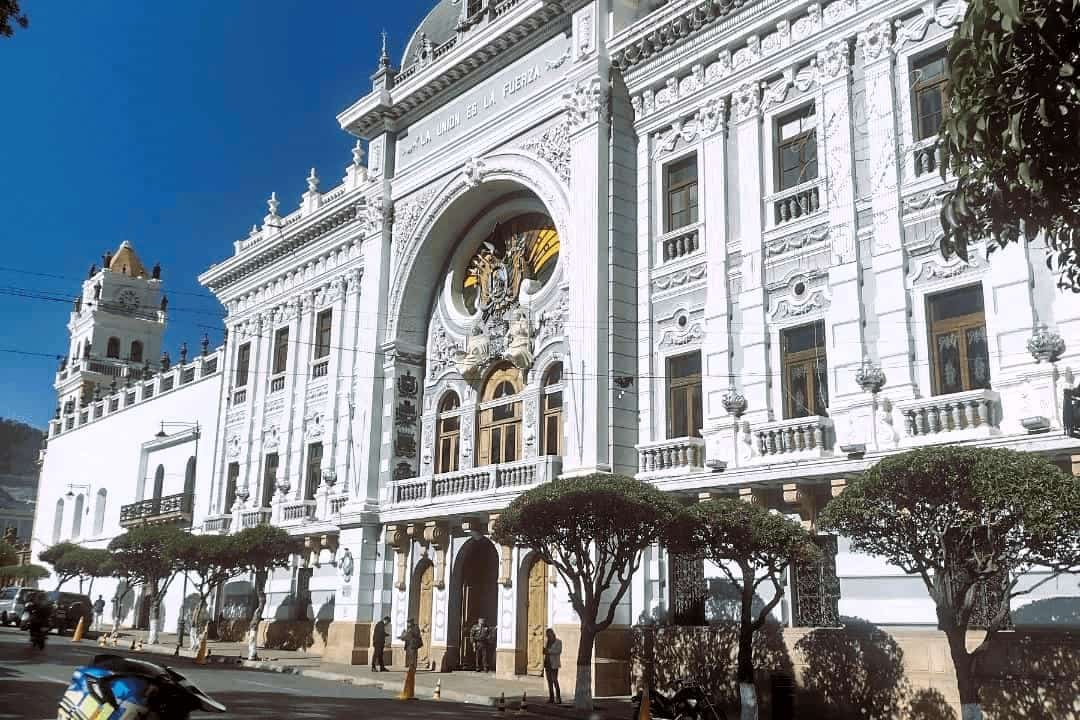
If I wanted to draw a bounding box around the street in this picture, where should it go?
[0,627,501,720]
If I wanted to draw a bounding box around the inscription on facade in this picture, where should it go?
[397,34,571,170]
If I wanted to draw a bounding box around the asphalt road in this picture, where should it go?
[0,626,501,719]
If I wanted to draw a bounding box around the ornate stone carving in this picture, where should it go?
[305,412,324,440]
[857,19,892,62]
[563,76,608,129]
[855,358,887,393]
[696,97,725,136]
[226,434,241,459]
[428,319,463,378]
[1027,324,1066,363]
[659,322,704,348]
[391,189,436,254]
[771,289,830,320]
[520,122,570,185]
[732,83,760,122]
[462,157,487,188]
[722,384,748,417]
[538,285,569,340]
[653,263,706,292]
[262,424,280,452]
[765,226,830,257]
[816,39,850,82]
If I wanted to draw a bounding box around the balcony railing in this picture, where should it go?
[119,492,193,528]
[203,514,233,533]
[240,507,272,529]
[753,416,833,460]
[387,455,562,509]
[768,178,824,228]
[329,495,348,514]
[910,137,944,178]
[636,436,706,477]
[896,389,1000,443]
[280,500,316,523]
[269,375,285,393]
[660,224,701,263]
[311,359,329,379]
[232,388,247,405]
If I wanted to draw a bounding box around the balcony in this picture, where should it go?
[910,137,944,179]
[311,359,329,379]
[232,388,247,405]
[895,389,1001,445]
[203,514,233,533]
[268,375,285,393]
[240,507,272,529]
[636,437,706,478]
[386,455,562,510]
[767,178,824,228]
[119,493,193,529]
[659,224,701,263]
[752,416,834,461]
[280,499,316,524]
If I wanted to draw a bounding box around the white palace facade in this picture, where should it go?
[33,0,1080,705]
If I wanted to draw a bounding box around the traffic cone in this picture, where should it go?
[397,665,416,700]
[492,692,506,716]
[71,616,86,642]
[129,638,137,651]
[433,679,442,700]
[194,636,208,665]
[516,691,528,715]
[637,687,651,720]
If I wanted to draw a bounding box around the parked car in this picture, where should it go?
[0,586,37,626]
[18,591,93,633]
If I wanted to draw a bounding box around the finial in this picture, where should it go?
[267,191,280,218]
[249,224,259,237]
[352,140,365,168]
[379,30,390,69]
[152,263,161,280]
[306,167,319,193]
[201,333,210,356]
[179,342,188,364]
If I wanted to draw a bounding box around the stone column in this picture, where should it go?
[562,74,611,474]
[238,312,270,514]
[732,83,772,424]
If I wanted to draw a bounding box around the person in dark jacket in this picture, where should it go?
[371,616,390,672]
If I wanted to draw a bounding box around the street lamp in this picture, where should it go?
[65,483,90,500]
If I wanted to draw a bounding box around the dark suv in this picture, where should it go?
[19,591,93,633]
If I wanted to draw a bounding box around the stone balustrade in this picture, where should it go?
[895,389,1001,444]
[240,507,272,529]
[386,455,562,509]
[636,436,706,477]
[768,178,824,227]
[329,495,348,515]
[203,514,232,533]
[753,416,833,460]
[280,499,316,524]
[659,224,701,262]
[910,137,943,178]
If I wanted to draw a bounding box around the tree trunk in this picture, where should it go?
[945,627,983,720]
[248,570,267,661]
[573,624,597,711]
[147,581,161,645]
[737,566,759,720]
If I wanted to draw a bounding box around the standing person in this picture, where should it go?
[470,617,493,672]
[371,616,390,672]
[92,595,106,631]
[400,619,423,670]
[543,628,562,704]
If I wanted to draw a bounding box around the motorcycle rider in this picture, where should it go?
[24,593,52,649]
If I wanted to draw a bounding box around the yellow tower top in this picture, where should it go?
[108,240,149,279]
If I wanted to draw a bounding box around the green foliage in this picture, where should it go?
[0,563,48,583]
[0,1,28,37]
[107,525,188,600]
[40,542,113,589]
[674,498,819,572]
[232,525,300,575]
[0,542,16,567]
[173,533,243,595]
[940,0,1080,290]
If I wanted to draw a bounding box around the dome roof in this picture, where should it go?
[401,0,460,68]
[108,241,149,279]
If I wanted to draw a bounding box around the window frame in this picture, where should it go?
[130,341,144,363]
[541,363,564,456]
[224,462,239,512]
[775,104,819,192]
[666,352,703,439]
[313,309,333,360]
[272,327,290,375]
[235,343,251,388]
[663,154,699,232]
[927,284,990,396]
[910,50,949,142]
[261,452,279,508]
[478,365,523,466]
[106,337,121,359]
[435,392,461,475]
[781,320,829,419]
[304,442,323,501]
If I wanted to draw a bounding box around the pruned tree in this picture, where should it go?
[0,541,16,568]
[233,525,299,660]
[820,446,1080,720]
[173,534,243,649]
[0,563,48,586]
[939,0,1080,290]
[0,1,28,37]
[40,542,86,590]
[492,473,683,710]
[108,525,188,645]
[669,498,819,720]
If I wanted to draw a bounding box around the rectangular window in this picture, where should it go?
[437,415,460,474]
[782,320,829,418]
[542,390,563,456]
[912,52,948,141]
[664,155,699,232]
[667,352,703,439]
[314,310,333,359]
[235,343,251,387]
[776,105,818,191]
[261,453,279,508]
[224,462,239,512]
[928,285,990,395]
[305,442,323,501]
[273,327,290,375]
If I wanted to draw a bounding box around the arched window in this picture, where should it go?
[184,457,197,497]
[52,499,64,543]
[130,340,144,363]
[435,391,461,474]
[541,363,564,456]
[72,494,84,538]
[152,465,165,506]
[106,337,121,359]
[478,364,522,466]
[93,489,107,536]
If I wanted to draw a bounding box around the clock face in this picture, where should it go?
[116,289,140,312]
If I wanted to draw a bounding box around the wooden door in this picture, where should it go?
[418,563,434,667]
[526,559,548,675]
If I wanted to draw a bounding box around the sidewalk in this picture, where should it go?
[90,629,633,719]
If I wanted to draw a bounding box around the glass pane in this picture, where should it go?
[669,189,687,214]
[505,427,517,462]
[668,352,701,379]
[439,438,452,473]
[443,416,459,432]
[545,415,559,455]
[803,136,818,180]
[814,357,829,415]
[784,322,824,354]
[965,325,991,389]
[935,331,964,394]
[492,402,515,421]
[671,389,689,437]
[930,285,984,322]
[691,383,703,438]
[545,391,562,410]
[787,363,810,418]
[491,428,502,464]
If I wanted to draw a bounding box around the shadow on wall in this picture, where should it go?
[1011,596,1080,628]
[261,598,335,652]
[979,629,1080,719]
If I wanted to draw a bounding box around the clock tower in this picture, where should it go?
[54,241,167,412]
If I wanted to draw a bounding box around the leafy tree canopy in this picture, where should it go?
[107,525,188,588]
[0,1,28,37]
[232,525,299,574]
[940,0,1080,290]
[40,542,113,589]
[0,542,16,567]
[0,563,48,582]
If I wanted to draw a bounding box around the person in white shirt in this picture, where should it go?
[543,628,562,704]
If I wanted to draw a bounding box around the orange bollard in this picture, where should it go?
[71,616,87,642]
[637,687,651,720]
[397,665,416,700]
[194,636,208,665]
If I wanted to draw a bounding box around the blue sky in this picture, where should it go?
[0,1,436,428]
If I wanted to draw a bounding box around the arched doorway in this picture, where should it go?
[447,537,499,670]
[517,553,549,676]
[408,558,435,669]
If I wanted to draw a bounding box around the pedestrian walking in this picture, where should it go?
[371,615,390,672]
[400,619,423,670]
[92,595,106,631]
[469,617,494,672]
[543,628,562,704]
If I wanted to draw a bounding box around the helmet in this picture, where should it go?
[59,655,225,720]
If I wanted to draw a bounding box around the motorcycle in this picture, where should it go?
[24,600,51,650]
[58,655,226,720]
[631,679,726,720]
